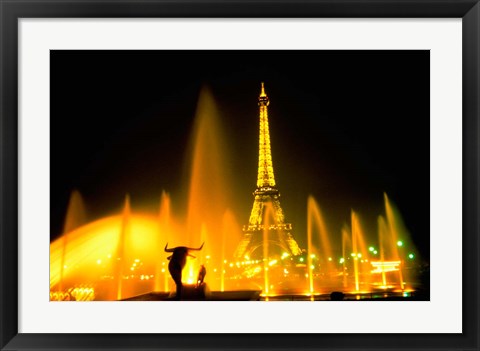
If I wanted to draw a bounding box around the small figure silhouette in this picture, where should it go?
[196,265,207,288]
[164,242,204,300]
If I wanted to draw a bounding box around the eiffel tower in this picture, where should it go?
[234,83,303,259]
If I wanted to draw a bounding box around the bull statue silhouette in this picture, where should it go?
[165,242,204,299]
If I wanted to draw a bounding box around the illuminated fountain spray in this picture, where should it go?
[306,208,314,296]
[221,210,240,292]
[183,87,232,288]
[373,193,419,291]
[351,212,360,292]
[261,202,278,298]
[378,216,389,287]
[182,223,207,284]
[384,193,407,290]
[155,191,171,292]
[50,204,187,300]
[50,87,235,299]
[115,195,131,300]
[221,214,227,292]
[350,211,372,292]
[58,190,86,292]
[263,224,270,297]
[341,226,351,288]
[307,196,333,294]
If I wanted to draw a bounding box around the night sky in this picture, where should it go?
[51,51,430,261]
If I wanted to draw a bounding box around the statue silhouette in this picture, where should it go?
[196,264,207,288]
[164,243,204,300]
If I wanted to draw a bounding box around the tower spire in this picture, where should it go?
[256,82,276,189]
[260,82,268,98]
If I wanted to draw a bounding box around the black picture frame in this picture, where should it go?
[1,1,478,350]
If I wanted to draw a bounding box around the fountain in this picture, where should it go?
[260,202,280,298]
[350,211,375,292]
[50,85,423,301]
[306,196,334,295]
[341,226,351,288]
[57,190,86,292]
[155,191,171,292]
[182,87,232,288]
[378,216,389,288]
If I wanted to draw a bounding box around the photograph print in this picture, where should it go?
[50,50,430,301]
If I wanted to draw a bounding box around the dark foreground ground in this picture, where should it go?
[123,290,261,301]
[123,287,429,301]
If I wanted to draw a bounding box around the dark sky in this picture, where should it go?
[50,50,430,261]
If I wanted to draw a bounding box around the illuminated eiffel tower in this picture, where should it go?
[234,83,303,259]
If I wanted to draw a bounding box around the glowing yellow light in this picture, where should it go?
[268,259,277,266]
[96,259,102,264]
[310,254,316,258]
[134,259,140,262]
[161,268,165,273]
[371,260,401,273]
[351,253,356,257]
[256,84,276,188]
[339,258,345,264]
[357,253,362,258]
[310,265,315,269]
[206,255,211,259]
[130,267,134,271]
[229,263,233,267]
[328,257,332,261]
